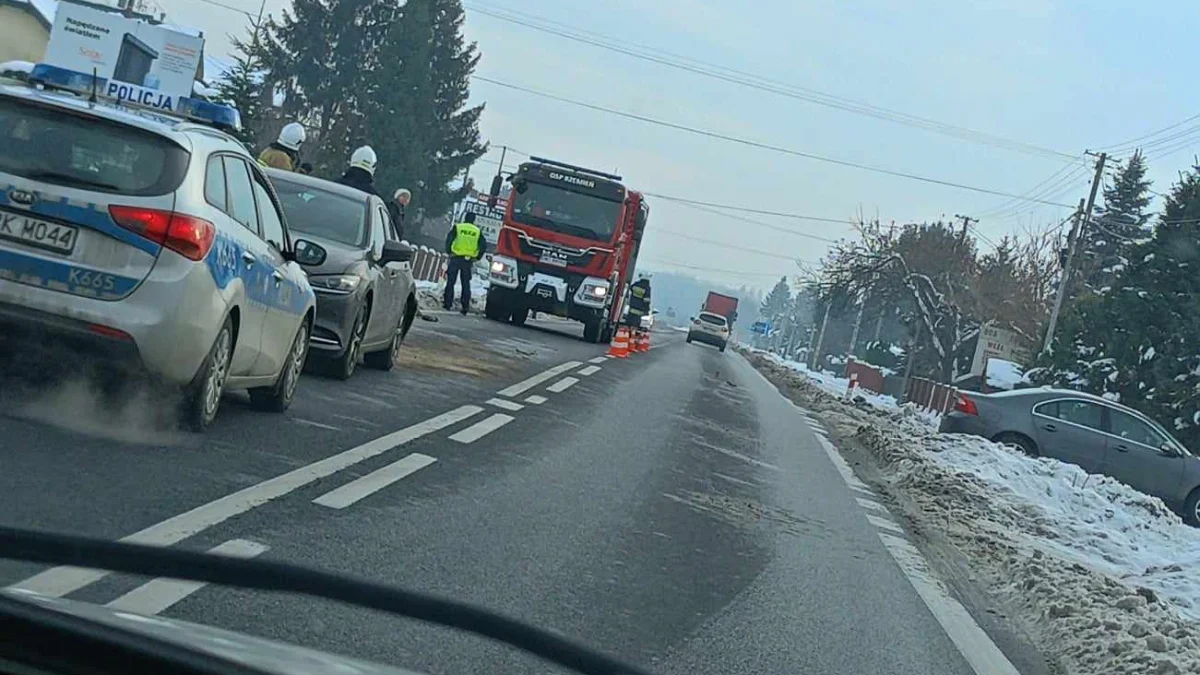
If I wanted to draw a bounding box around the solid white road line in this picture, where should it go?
[577,365,601,376]
[524,395,548,405]
[449,413,515,443]
[878,532,1023,675]
[546,377,579,393]
[587,357,607,364]
[313,453,437,509]
[106,539,268,616]
[866,514,905,535]
[486,398,525,412]
[497,361,583,397]
[855,497,890,514]
[9,405,484,598]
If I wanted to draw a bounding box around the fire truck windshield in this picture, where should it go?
[511,181,622,242]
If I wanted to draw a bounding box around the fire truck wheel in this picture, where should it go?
[510,306,529,327]
[484,293,510,321]
[583,319,602,343]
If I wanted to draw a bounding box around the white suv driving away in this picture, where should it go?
[686,311,729,352]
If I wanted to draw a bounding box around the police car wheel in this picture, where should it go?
[250,321,309,413]
[182,318,233,431]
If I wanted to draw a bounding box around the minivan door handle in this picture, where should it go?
[1041,423,1058,432]
[1115,443,1130,453]
[242,251,256,267]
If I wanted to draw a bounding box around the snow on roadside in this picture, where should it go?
[744,351,1200,675]
[415,278,488,313]
[756,350,902,411]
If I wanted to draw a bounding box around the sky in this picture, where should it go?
[153,0,1200,290]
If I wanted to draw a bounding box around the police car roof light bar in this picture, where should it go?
[527,156,622,182]
[27,63,241,133]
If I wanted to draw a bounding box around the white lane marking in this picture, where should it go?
[293,418,341,431]
[340,391,391,407]
[497,361,583,397]
[713,472,756,487]
[524,395,548,405]
[106,540,268,615]
[743,352,1020,675]
[449,413,515,443]
[700,443,781,471]
[313,453,437,509]
[878,532,1022,675]
[9,405,483,597]
[850,484,876,498]
[577,365,601,376]
[329,413,380,428]
[855,497,890,514]
[867,514,905,535]
[486,398,524,412]
[587,357,607,364]
[546,377,579,393]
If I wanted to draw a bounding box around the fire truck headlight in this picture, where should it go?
[488,255,519,288]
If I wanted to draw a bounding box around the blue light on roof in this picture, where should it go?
[27,63,242,133]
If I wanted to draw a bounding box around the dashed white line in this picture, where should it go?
[577,365,601,376]
[546,377,579,393]
[866,514,905,535]
[293,418,341,431]
[524,395,548,405]
[878,532,1023,675]
[587,357,607,364]
[855,497,890,514]
[9,405,484,597]
[497,361,583,397]
[313,453,437,509]
[449,413,515,443]
[486,398,524,412]
[106,539,268,615]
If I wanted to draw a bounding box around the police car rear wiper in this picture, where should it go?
[21,171,121,192]
[0,527,653,675]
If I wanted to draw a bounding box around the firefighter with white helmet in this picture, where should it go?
[336,145,381,198]
[257,122,305,171]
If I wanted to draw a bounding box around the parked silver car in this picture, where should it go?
[0,78,326,430]
[942,388,1200,524]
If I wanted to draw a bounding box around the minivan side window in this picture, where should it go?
[222,157,260,234]
[204,155,227,211]
[251,171,287,252]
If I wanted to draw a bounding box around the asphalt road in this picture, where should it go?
[0,314,1026,675]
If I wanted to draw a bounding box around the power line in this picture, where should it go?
[975,161,1090,219]
[655,198,841,244]
[646,194,854,227]
[464,3,1077,162]
[640,258,788,279]
[471,75,1078,208]
[173,0,255,17]
[1098,113,1200,153]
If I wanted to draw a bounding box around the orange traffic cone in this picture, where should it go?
[607,326,630,358]
[641,329,652,352]
[636,329,649,353]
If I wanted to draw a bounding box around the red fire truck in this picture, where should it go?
[483,157,648,343]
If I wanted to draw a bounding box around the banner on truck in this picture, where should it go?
[460,195,507,245]
[43,3,204,111]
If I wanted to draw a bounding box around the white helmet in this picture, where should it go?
[350,145,377,176]
[277,122,306,151]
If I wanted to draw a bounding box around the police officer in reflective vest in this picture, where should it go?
[626,274,652,326]
[444,212,487,314]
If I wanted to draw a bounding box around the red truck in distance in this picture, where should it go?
[703,292,739,328]
[483,157,648,343]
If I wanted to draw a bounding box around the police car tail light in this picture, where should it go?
[109,206,216,261]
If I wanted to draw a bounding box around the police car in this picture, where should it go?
[0,65,327,430]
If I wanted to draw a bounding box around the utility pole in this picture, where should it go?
[810,302,831,370]
[953,214,977,249]
[1042,151,1107,354]
[847,290,866,357]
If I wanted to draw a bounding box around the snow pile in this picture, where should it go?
[415,278,488,314]
[745,352,1200,675]
[986,358,1025,390]
[756,350,901,411]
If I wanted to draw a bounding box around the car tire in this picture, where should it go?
[249,320,309,413]
[686,333,693,344]
[510,306,529,327]
[328,305,367,380]
[364,320,403,371]
[719,342,726,352]
[181,316,234,432]
[994,432,1038,457]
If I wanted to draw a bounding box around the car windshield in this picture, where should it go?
[0,98,189,196]
[271,178,368,248]
[510,181,622,241]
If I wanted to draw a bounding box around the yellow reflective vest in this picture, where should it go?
[450,222,482,258]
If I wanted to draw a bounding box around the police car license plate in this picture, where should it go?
[0,211,78,255]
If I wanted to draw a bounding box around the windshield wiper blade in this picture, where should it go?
[21,171,122,192]
[0,527,653,675]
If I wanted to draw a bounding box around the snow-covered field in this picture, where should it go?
[744,349,1200,675]
[415,278,488,313]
